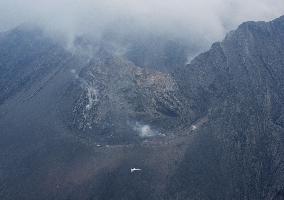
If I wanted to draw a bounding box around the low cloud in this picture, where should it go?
[0,0,284,52]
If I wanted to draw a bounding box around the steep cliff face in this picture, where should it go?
[170,16,284,199]
[0,17,284,200]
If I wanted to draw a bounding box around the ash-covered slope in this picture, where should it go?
[0,16,284,200]
[0,26,191,200]
[0,26,190,145]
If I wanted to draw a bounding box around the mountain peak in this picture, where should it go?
[1,16,284,200]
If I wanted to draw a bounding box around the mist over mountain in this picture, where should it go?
[1,0,284,59]
[0,1,284,200]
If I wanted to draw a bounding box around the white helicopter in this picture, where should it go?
[131,168,142,173]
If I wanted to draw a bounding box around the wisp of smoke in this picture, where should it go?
[0,0,283,49]
[133,122,160,138]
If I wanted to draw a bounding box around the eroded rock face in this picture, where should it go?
[170,16,284,199]
[0,27,191,145]
[66,50,190,143]
[0,16,284,200]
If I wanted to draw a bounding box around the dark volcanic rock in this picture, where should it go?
[0,27,190,145]
[0,16,284,200]
[170,16,284,199]
[63,50,190,143]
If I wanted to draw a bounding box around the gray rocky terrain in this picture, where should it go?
[0,16,284,200]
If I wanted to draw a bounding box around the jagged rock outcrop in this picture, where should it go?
[170,16,284,200]
[64,50,189,143]
[0,26,191,145]
[0,16,284,200]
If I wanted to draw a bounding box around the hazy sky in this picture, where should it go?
[1,0,284,48]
